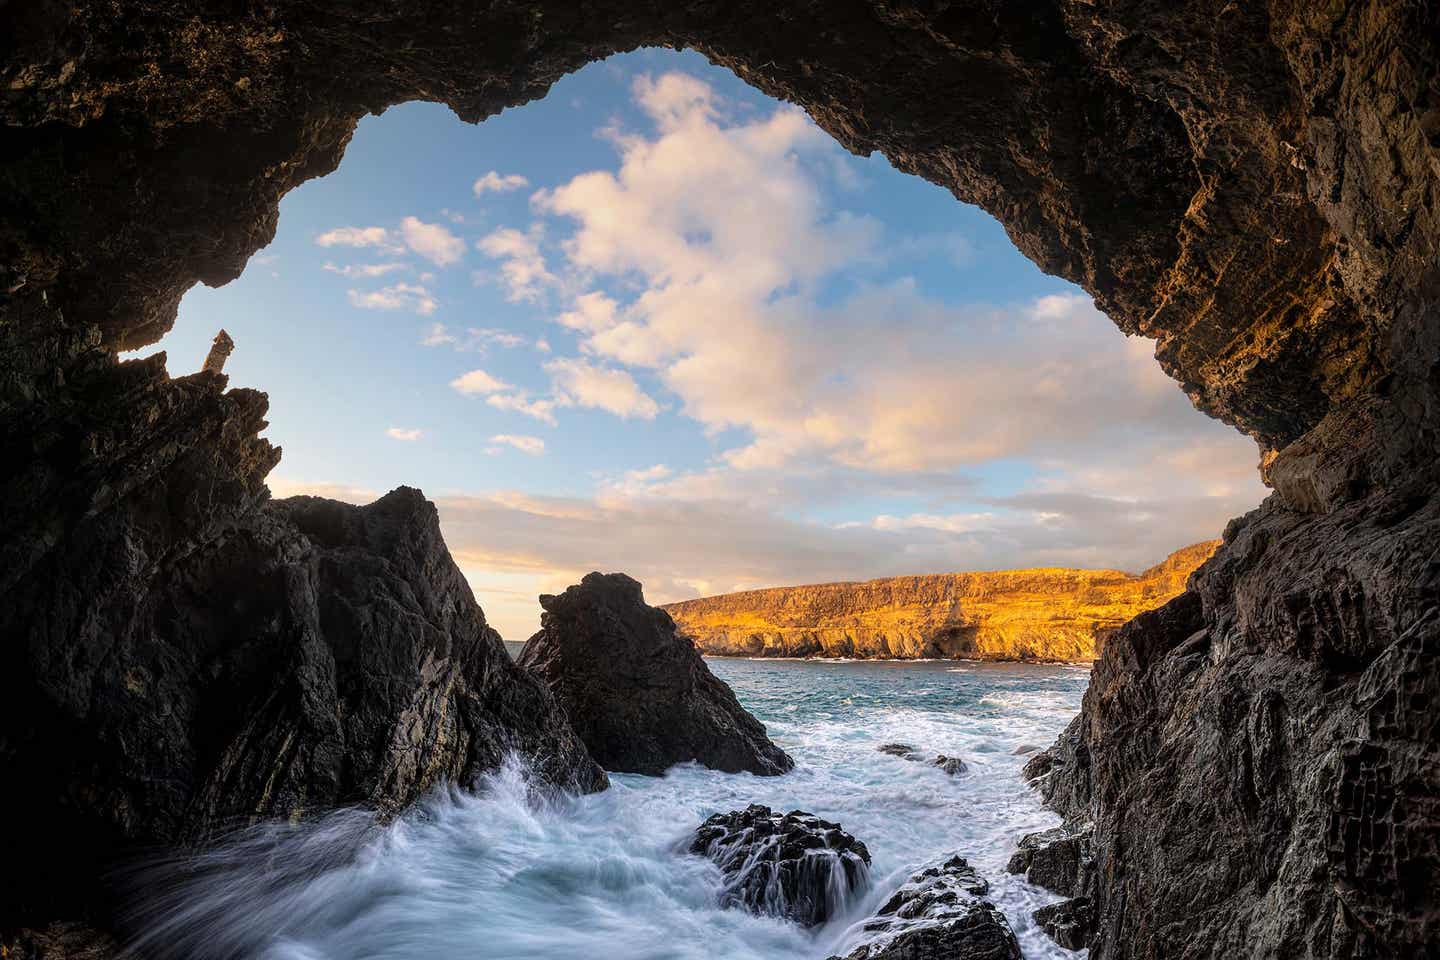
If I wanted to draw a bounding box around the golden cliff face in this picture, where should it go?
[662,541,1219,662]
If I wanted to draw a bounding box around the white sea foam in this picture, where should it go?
[123,660,1088,959]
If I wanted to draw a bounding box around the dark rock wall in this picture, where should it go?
[518,573,793,776]
[3,1,1438,956]
[1,446,604,926]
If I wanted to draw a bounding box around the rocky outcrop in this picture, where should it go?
[830,855,1021,960]
[5,1,1440,956]
[663,542,1218,661]
[879,743,968,776]
[689,804,871,926]
[1028,485,1440,955]
[518,573,793,776]
[0,382,605,932]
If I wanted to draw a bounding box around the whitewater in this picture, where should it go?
[125,656,1089,960]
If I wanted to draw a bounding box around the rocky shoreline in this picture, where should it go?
[5,0,1438,955]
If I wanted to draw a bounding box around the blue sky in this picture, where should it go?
[142,49,1266,639]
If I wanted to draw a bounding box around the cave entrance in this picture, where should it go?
[131,48,1263,643]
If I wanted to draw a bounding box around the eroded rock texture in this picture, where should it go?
[664,542,1216,661]
[690,804,871,927]
[0,370,605,929]
[830,855,1021,960]
[518,573,793,776]
[3,0,1439,955]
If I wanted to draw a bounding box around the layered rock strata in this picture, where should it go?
[690,804,871,927]
[830,855,1021,960]
[4,0,1439,955]
[518,573,793,776]
[663,542,1218,661]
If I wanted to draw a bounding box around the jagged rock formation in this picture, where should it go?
[4,0,1438,955]
[689,804,871,926]
[1,447,604,929]
[664,543,1217,661]
[829,855,1021,960]
[518,573,793,776]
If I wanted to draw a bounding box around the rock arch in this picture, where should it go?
[2,1,1437,956]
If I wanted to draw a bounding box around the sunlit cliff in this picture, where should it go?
[663,541,1219,661]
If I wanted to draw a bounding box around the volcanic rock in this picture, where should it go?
[6,0,1440,954]
[1005,828,1092,898]
[689,804,870,926]
[878,744,967,776]
[517,573,793,776]
[1032,898,1094,952]
[663,543,1218,661]
[829,855,1021,960]
[0,417,604,929]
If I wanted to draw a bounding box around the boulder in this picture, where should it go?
[1033,897,1094,951]
[518,573,793,776]
[689,804,870,926]
[830,855,1022,960]
[1005,827,1092,898]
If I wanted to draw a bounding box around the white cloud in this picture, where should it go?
[473,171,531,196]
[476,227,556,302]
[347,282,437,315]
[400,216,465,267]
[450,368,512,395]
[386,427,423,441]
[489,434,546,456]
[486,392,559,426]
[545,357,659,420]
[323,261,408,278]
[315,226,403,252]
[421,322,457,347]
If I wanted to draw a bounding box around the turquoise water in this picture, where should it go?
[131,654,1089,959]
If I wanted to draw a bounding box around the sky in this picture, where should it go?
[138,48,1268,640]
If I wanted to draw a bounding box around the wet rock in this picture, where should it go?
[690,804,870,926]
[1010,744,1041,756]
[518,573,792,776]
[878,744,967,776]
[1,437,605,928]
[1,922,122,960]
[830,855,1021,960]
[1032,898,1094,951]
[932,755,967,776]
[1005,828,1091,898]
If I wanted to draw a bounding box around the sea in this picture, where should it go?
[126,651,1090,960]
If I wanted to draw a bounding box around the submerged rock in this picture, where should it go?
[689,804,870,926]
[877,743,967,776]
[518,573,793,776]
[830,855,1021,960]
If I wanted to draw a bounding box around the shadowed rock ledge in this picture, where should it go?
[518,573,794,776]
[664,542,1218,661]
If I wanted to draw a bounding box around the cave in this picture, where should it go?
[3,1,1438,957]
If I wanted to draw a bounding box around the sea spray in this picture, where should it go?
[122,660,1088,959]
